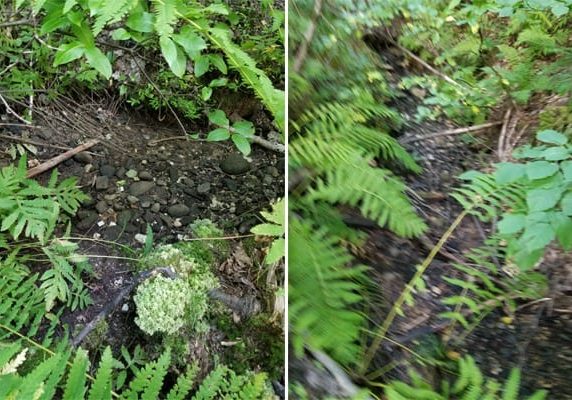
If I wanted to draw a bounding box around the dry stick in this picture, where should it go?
[510,122,530,150]
[26,139,100,178]
[0,19,32,28]
[400,121,503,144]
[293,0,323,73]
[71,267,176,348]
[0,133,85,152]
[0,93,30,124]
[358,209,469,376]
[497,108,512,162]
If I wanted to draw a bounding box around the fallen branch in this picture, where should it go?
[0,93,30,124]
[250,135,285,153]
[0,19,32,28]
[293,0,323,73]
[26,138,100,178]
[71,267,176,348]
[497,108,513,162]
[400,121,503,144]
[0,133,85,152]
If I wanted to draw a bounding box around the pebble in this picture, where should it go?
[141,200,152,208]
[121,304,129,312]
[129,181,155,196]
[151,203,161,213]
[95,176,109,190]
[173,218,183,228]
[197,182,211,194]
[74,152,93,164]
[77,211,98,230]
[167,204,190,217]
[125,169,138,179]
[139,171,153,181]
[134,233,147,244]
[127,195,139,204]
[156,178,167,186]
[100,165,116,177]
[95,200,108,214]
[116,167,126,178]
[220,153,251,175]
[104,194,118,201]
[263,175,273,186]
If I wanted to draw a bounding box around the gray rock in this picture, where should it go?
[263,175,273,186]
[116,167,126,178]
[77,211,98,230]
[151,203,161,213]
[197,182,211,194]
[100,165,116,177]
[74,152,93,164]
[117,210,133,227]
[139,171,153,181]
[127,195,139,204]
[103,226,122,241]
[156,178,168,186]
[95,176,109,190]
[220,153,251,175]
[129,181,155,196]
[95,200,109,214]
[169,166,179,182]
[141,200,152,208]
[167,204,190,217]
[103,194,118,201]
[267,166,280,177]
[224,179,238,191]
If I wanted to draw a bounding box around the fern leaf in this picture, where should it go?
[88,347,113,400]
[502,368,520,400]
[63,349,89,400]
[152,0,178,37]
[92,0,135,36]
[165,363,198,400]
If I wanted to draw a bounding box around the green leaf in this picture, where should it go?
[84,46,112,79]
[562,192,572,215]
[63,349,89,400]
[207,128,230,141]
[194,56,209,77]
[126,11,154,32]
[209,78,228,87]
[209,54,227,74]
[526,160,559,180]
[111,28,131,41]
[53,42,85,66]
[231,134,251,155]
[201,87,213,101]
[551,3,569,17]
[527,187,565,212]
[233,121,255,138]
[251,223,283,236]
[498,214,526,234]
[208,109,229,126]
[159,36,186,78]
[63,0,77,13]
[265,238,285,264]
[205,3,229,14]
[173,27,207,60]
[555,217,572,250]
[562,161,572,182]
[541,146,570,161]
[537,130,568,145]
[494,162,525,184]
[521,223,555,252]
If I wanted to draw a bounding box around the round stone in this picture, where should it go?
[220,153,251,175]
[167,204,190,217]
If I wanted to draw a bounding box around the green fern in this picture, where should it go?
[92,0,137,36]
[385,355,548,400]
[289,219,369,364]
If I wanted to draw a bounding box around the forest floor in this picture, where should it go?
[0,97,285,393]
[348,43,572,398]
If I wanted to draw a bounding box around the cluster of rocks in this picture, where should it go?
[73,149,284,242]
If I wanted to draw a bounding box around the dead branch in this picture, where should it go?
[497,108,513,162]
[0,19,32,28]
[249,134,285,153]
[293,0,323,73]
[400,121,503,144]
[0,133,92,152]
[26,139,100,178]
[71,267,176,348]
[0,93,30,124]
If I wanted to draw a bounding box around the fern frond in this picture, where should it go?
[289,219,368,363]
[120,348,171,399]
[88,347,113,400]
[307,160,427,237]
[63,349,89,400]
[92,0,136,36]
[152,0,178,37]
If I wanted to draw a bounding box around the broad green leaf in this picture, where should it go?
[498,214,526,234]
[521,223,555,252]
[201,87,213,101]
[173,27,207,60]
[494,162,525,184]
[66,10,84,26]
[126,11,154,32]
[251,223,283,236]
[209,78,228,87]
[525,160,559,180]
[514,248,544,271]
[206,128,230,141]
[265,238,285,264]
[555,217,572,250]
[209,54,227,74]
[208,109,229,126]
[541,146,570,161]
[513,144,546,159]
[159,36,186,78]
[562,192,572,215]
[537,129,568,145]
[233,121,255,138]
[111,28,131,41]
[231,134,251,155]
[63,0,77,13]
[551,3,569,17]
[54,42,85,66]
[84,46,112,79]
[562,161,572,182]
[527,187,565,212]
[194,56,209,77]
[205,3,229,14]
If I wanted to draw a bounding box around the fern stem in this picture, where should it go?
[0,323,120,398]
[357,209,469,376]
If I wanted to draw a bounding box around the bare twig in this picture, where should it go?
[400,121,503,144]
[0,93,30,124]
[293,0,323,73]
[0,133,93,152]
[71,267,176,348]
[26,139,100,178]
[0,19,32,28]
[249,134,285,153]
[497,108,512,161]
